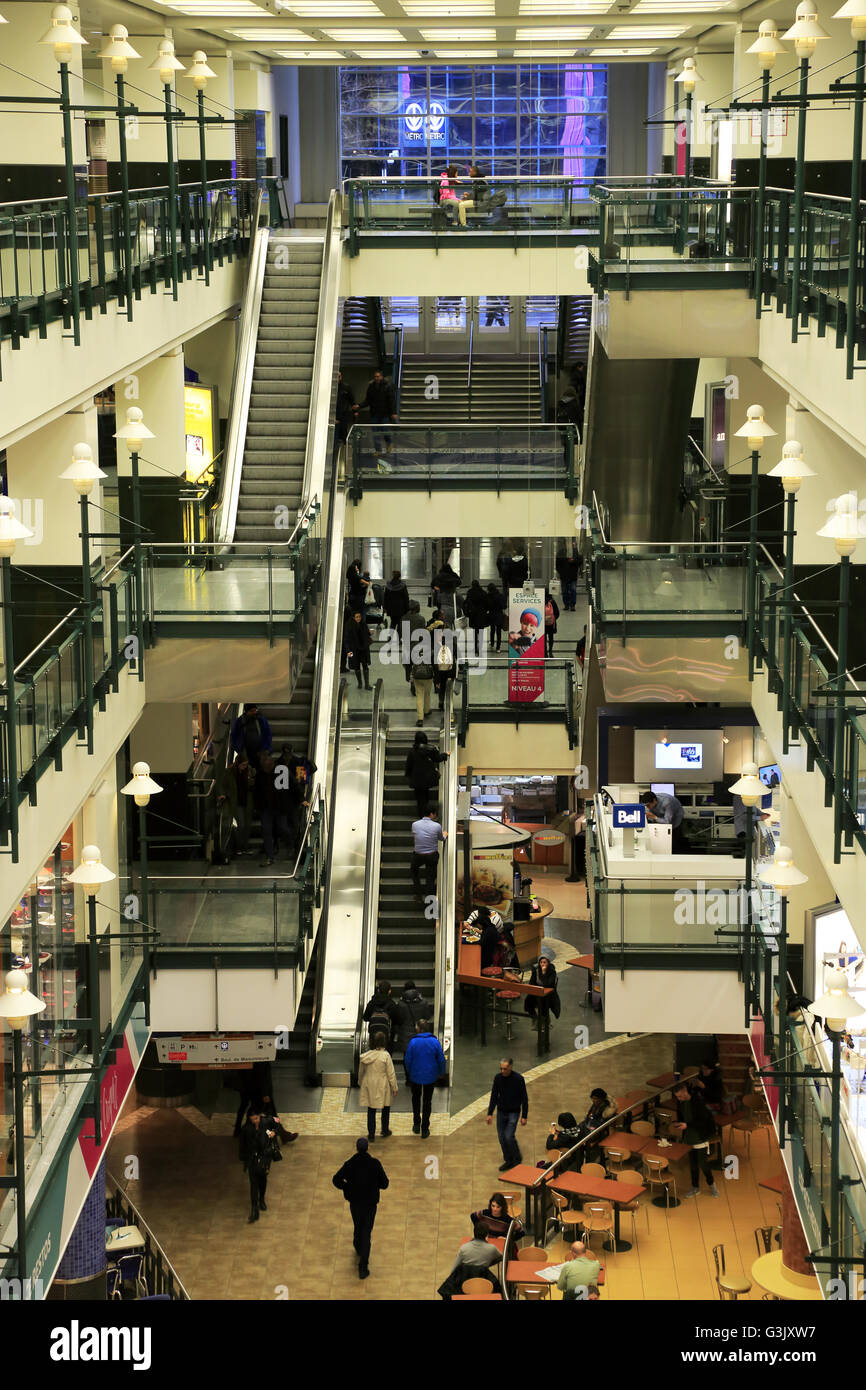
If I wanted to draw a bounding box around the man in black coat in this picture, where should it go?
[345,610,372,690]
[240,1109,276,1223]
[332,1137,389,1278]
[363,370,397,458]
[672,1081,720,1198]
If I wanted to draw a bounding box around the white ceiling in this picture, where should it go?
[43,0,794,66]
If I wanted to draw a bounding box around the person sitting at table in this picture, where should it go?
[436,1220,503,1300]
[542,1112,583,1172]
[556,1241,602,1300]
[524,954,561,1022]
[469,1192,524,1239]
[578,1088,617,1165]
[690,1060,724,1109]
[465,904,505,970]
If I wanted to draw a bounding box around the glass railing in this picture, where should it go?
[588,184,756,283]
[459,655,576,747]
[0,178,259,363]
[592,544,749,626]
[0,558,139,859]
[143,502,323,627]
[347,424,577,498]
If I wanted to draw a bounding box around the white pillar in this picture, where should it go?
[116,348,185,480]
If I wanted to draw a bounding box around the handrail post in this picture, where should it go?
[834,555,850,864]
[79,495,95,755]
[781,490,796,753]
[197,90,211,285]
[115,73,136,319]
[846,41,865,379]
[1,556,19,862]
[790,57,810,340]
[747,448,759,681]
[58,60,82,346]
[130,448,145,680]
[163,79,180,301]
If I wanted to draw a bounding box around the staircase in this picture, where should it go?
[376,732,438,1000]
[716,1033,754,1100]
[264,653,316,760]
[340,296,380,367]
[560,294,593,368]
[235,235,323,542]
[398,357,542,427]
[276,939,319,1087]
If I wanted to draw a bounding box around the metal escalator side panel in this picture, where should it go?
[353,681,388,1077]
[214,224,269,546]
[435,679,458,1084]
[302,190,343,510]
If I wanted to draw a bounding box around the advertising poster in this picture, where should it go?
[507,584,545,703]
[184,383,218,482]
[456,846,514,915]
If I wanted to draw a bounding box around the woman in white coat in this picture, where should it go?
[359,1032,398,1141]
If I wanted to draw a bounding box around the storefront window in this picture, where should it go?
[339,63,608,181]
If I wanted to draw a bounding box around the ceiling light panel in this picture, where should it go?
[324,26,405,38]
[401,0,495,13]
[513,47,582,56]
[434,47,498,56]
[633,0,729,9]
[515,27,593,39]
[519,0,613,12]
[589,45,658,54]
[274,46,346,55]
[354,47,420,56]
[155,0,270,11]
[279,0,383,14]
[607,25,687,36]
[420,27,496,40]
[229,26,313,37]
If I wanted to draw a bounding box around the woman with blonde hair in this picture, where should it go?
[359,1031,398,1142]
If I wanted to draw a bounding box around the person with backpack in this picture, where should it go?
[402,599,429,691]
[429,609,456,711]
[230,703,272,769]
[404,730,450,817]
[362,980,400,1047]
[404,1019,446,1137]
[394,981,431,1056]
[486,583,505,652]
[410,632,435,727]
[544,588,560,657]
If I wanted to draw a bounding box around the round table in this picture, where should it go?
[750,1251,823,1300]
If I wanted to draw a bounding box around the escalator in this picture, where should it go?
[376,731,438,999]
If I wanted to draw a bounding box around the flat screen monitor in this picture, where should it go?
[651,782,675,797]
[759,764,781,789]
[655,741,702,771]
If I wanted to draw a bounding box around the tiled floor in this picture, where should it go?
[107,1031,789,1301]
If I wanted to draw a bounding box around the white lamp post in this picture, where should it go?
[148,39,186,301]
[68,845,116,1132]
[758,844,808,1076]
[766,441,816,753]
[734,405,777,678]
[38,6,87,347]
[114,406,154,681]
[817,494,862,861]
[188,51,217,283]
[0,969,46,1279]
[730,761,766,1027]
[99,25,140,321]
[59,444,107,755]
[121,762,162,949]
[834,2,866,377]
[782,2,830,342]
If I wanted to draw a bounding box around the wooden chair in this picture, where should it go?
[519,1284,550,1300]
[643,1155,677,1208]
[543,1190,570,1244]
[727,1095,771,1157]
[516,1245,548,1262]
[754,1225,782,1255]
[604,1145,630,1176]
[616,1169,650,1237]
[461,1277,495,1295]
[582,1161,607,1180]
[581,1202,615,1256]
[631,1119,655,1138]
[501,1192,522,1223]
[653,1106,678,1133]
[712,1243,752,1300]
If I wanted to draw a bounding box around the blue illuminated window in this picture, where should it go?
[339,64,607,181]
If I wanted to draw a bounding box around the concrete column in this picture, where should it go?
[117,349,185,480]
[49,1156,107,1300]
[184,318,237,422]
[5,402,100,567]
[0,0,86,200]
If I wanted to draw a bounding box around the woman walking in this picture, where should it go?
[359,1032,398,1141]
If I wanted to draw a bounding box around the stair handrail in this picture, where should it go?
[392,324,405,414]
[435,678,458,1082]
[467,311,474,421]
[307,676,349,1081]
[301,189,342,507]
[213,190,268,547]
[353,679,389,1075]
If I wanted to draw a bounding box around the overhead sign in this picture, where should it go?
[402,99,446,146]
[155,1033,277,1066]
[612,803,646,829]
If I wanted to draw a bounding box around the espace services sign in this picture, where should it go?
[402,99,446,146]
[612,803,645,829]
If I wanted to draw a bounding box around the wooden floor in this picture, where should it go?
[108,1032,788,1301]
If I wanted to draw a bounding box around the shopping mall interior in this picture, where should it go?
[0,0,865,1327]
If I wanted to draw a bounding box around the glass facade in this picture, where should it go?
[339,64,607,180]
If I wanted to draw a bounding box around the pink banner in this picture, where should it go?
[78,1033,136,1177]
[508,585,546,703]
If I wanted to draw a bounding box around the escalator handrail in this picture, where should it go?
[214,206,269,546]
[435,678,458,1080]
[353,678,389,1074]
[301,188,341,508]
[307,677,349,1080]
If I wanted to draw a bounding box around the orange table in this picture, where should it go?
[638,1138,692,1207]
[615,1088,654,1121]
[567,953,595,1007]
[499,1164,556,1241]
[646,1069,698,1095]
[600,1131,647,1156]
[547,1171,645,1252]
[759,1174,785,1194]
[460,1236,506,1256]
[457,942,547,1048]
[505,1261,606,1293]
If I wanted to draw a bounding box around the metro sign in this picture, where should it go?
[403,99,446,145]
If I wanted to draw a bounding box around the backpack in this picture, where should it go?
[545,602,555,628]
[367,1007,392,1040]
[243,717,263,752]
[436,640,454,670]
[412,660,435,681]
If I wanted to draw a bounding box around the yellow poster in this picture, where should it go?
[184,384,216,482]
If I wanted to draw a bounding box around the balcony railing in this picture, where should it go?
[458,656,577,748]
[348,424,577,502]
[0,177,263,368]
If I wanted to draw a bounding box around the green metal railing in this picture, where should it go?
[0,177,260,367]
[0,558,139,859]
[348,424,577,502]
[458,656,576,748]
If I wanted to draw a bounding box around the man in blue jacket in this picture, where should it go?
[404,1019,446,1138]
[230,702,272,768]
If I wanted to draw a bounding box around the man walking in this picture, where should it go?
[363,368,397,462]
[410,807,446,900]
[672,1081,720,1199]
[332,1136,389,1279]
[486,1057,529,1171]
[404,1018,446,1138]
[239,1107,276,1223]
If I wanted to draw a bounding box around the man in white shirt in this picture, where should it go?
[411,809,446,898]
